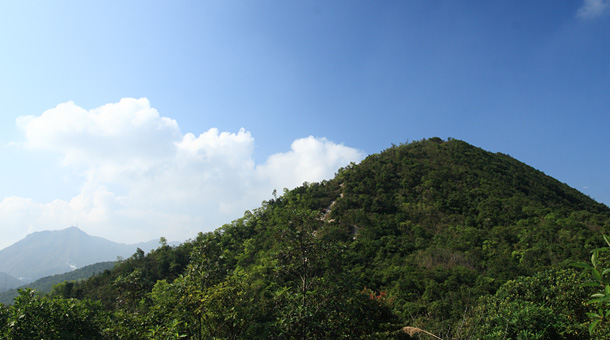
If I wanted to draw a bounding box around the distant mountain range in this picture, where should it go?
[0,226,172,286]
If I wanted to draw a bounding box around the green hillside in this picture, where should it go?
[1,138,609,339]
[0,261,116,305]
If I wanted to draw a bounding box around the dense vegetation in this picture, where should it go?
[1,138,609,339]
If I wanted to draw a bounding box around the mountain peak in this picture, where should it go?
[0,227,155,282]
[24,225,85,237]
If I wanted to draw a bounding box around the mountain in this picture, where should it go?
[0,272,22,292]
[0,261,116,305]
[5,138,610,338]
[0,227,167,283]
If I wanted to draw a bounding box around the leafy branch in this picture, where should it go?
[573,234,610,334]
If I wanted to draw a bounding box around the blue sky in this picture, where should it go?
[0,1,608,249]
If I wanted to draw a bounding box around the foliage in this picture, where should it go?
[270,209,401,339]
[573,234,610,336]
[0,288,105,339]
[60,239,194,309]
[465,269,594,339]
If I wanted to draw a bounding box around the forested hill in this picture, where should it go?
[0,261,116,305]
[2,138,609,339]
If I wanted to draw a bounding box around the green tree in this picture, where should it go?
[271,209,400,339]
[574,234,610,336]
[465,269,593,339]
[2,289,105,340]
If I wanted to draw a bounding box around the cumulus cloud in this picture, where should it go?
[17,98,180,172]
[1,98,364,248]
[256,136,363,189]
[577,0,610,19]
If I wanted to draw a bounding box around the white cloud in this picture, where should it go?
[256,136,363,189]
[17,98,181,171]
[577,0,610,19]
[0,98,364,249]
